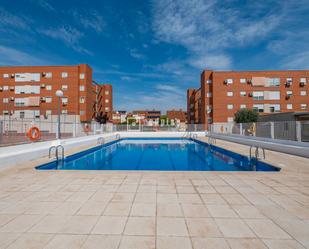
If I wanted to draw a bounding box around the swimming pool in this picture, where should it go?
[36,138,280,171]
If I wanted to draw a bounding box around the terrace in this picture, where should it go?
[0,128,309,249]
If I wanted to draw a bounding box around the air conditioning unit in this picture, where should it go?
[10,97,14,101]
[9,86,14,91]
[11,74,15,78]
[300,82,306,87]
[10,111,14,115]
[247,79,252,84]
[42,72,46,77]
[285,82,291,87]
[224,80,228,84]
[40,97,46,102]
[41,84,46,88]
[248,93,253,97]
[285,95,290,100]
[0,87,3,91]
[62,102,67,106]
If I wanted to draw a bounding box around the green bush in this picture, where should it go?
[234,108,259,123]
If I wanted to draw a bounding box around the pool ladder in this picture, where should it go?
[49,145,64,161]
[97,134,121,145]
[249,146,266,160]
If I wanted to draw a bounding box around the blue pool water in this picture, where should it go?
[36,138,280,171]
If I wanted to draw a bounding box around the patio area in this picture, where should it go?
[0,139,309,249]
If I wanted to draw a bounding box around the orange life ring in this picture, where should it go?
[84,124,91,133]
[27,126,41,141]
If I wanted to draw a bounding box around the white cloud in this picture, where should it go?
[35,0,56,12]
[70,9,105,33]
[129,49,146,59]
[0,45,48,65]
[39,26,92,55]
[0,8,29,30]
[151,0,284,70]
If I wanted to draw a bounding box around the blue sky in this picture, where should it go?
[0,0,309,111]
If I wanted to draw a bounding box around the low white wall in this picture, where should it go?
[0,132,205,169]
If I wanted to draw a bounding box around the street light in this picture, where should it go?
[55,90,63,139]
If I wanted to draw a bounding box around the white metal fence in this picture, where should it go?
[210,121,309,142]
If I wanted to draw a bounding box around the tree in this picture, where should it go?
[95,112,108,124]
[234,108,259,123]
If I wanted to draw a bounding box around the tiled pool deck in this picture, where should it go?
[0,138,309,249]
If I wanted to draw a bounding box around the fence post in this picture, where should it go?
[72,122,76,137]
[239,123,243,135]
[296,121,302,142]
[93,123,96,135]
[270,122,274,139]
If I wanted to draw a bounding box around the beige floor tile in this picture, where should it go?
[48,201,83,215]
[186,218,222,237]
[157,203,183,217]
[44,234,87,249]
[119,236,155,249]
[201,194,227,204]
[231,205,265,218]
[227,238,268,249]
[29,215,70,233]
[178,194,202,204]
[117,184,138,193]
[157,236,192,249]
[207,205,238,218]
[222,194,250,205]
[0,233,21,248]
[130,203,156,216]
[90,192,114,202]
[111,193,135,202]
[263,239,306,249]
[215,186,237,194]
[177,186,196,193]
[137,185,156,193]
[0,214,43,233]
[192,237,230,249]
[124,217,155,236]
[66,191,94,202]
[134,193,156,203]
[157,217,188,236]
[245,219,291,239]
[59,215,99,234]
[157,193,178,203]
[215,218,256,238]
[91,216,126,235]
[157,185,176,193]
[0,214,17,227]
[82,235,121,249]
[6,233,53,249]
[77,201,107,215]
[196,186,218,194]
[104,202,131,216]
[181,204,210,217]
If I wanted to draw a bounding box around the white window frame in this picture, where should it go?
[300,78,307,83]
[300,90,307,96]
[301,104,307,110]
[227,117,234,122]
[62,85,68,91]
[206,80,212,84]
[240,78,246,84]
[61,97,68,104]
[206,92,212,98]
[105,90,109,95]
[240,104,246,109]
[287,104,293,110]
[79,97,85,104]
[105,99,109,103]
[225,78,233,84]
[45,72,52,78]
[253,91,264,100]
[61,72,68,78]
[79,73,85,79]
[240,91,246,96]
[3,74,9,78]
[79,85,85,91]
[3,98,9,103]
[46,110,52,116]
[45,97,52,103]
[105,107,109,111]
[46,85,52,91]
[227,104,234,110]
[227,92,233,97]
[3,86,9,91]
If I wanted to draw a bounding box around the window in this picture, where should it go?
[240,104,246,109]
[206,80,212,84]
[287,104,293,110]
[105,99,109,103]
[286,78,292,83]
[240,91,246,96]
[267,78,280,87]
[79,73,85,79]
[46,85,52,91]
[19,111,25,119]
[253,104,264,113]
[286,91,293,96]
[206,105,212,113]
[3,110,9,115]
[3,98,9,103]
[227,117,234,122]
[14,98,27,107]
[62,85,68,91]
[46,110,52,116]
[266,104,280,113]
[3,74,9,78]
[227,104,234,110]
[264,91,280,100]
[15,85,40,94]
[61,72,68,78]
[15,73,40,82]
[45,72,52,78]
[45,97,52,103]
[206,92,212,98]
[105,90,109,95]
[253,91,264,100]
[79,97,85,103]
[240,78,246,84]
[62,97,68,104]
[301,104,307,110]
[227,92,233,97]
[80,110,85,115]
[62,110,68,114]
[300,90,307,96]
[105,107,109,111]
[225,78,233,84]
[3,86,9,91]
[300,78,307,83]
[79,85,85,91]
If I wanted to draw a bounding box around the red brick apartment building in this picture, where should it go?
[188,69,309,129]
[166,109,187,123]
[0,64,112,122]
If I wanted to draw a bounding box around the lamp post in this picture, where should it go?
[55,90,63,139]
